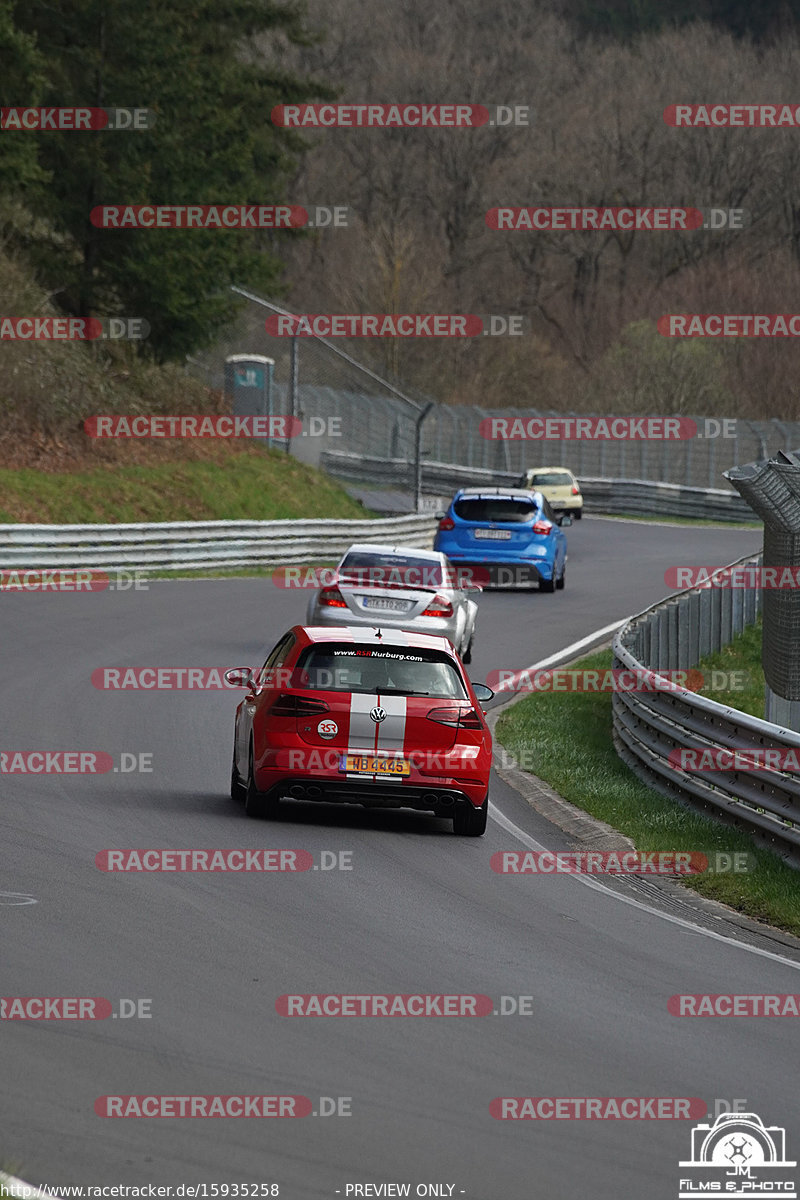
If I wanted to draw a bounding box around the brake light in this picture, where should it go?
[270,694,329,716]
[438,516,455,531]
[422,594,454,618]
[427,706,483,729]
[319,586,347,608]
[532,520,553,535]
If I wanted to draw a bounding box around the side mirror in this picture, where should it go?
[225,666,255,691]
[561,514,573,527]
[461,581,483,594]
[471,682,494,703]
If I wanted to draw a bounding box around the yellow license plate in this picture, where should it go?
[340,755,411,776]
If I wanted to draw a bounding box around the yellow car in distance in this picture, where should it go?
[514,466,583,519]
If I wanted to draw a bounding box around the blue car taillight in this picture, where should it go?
[532,519,553,535]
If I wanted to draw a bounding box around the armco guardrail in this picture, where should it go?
[319,451,755,523]
[612,554,800,866]
[0,514,438,573]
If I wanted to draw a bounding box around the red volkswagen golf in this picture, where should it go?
[226,625,493,835]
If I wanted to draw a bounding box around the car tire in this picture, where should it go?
[244,743,277,820]
[462,636,473,665]
[539,576,556,593]
[453,799,488,837]
[230,746,245,802]
[574,510,582,519]
[556,564,566,590]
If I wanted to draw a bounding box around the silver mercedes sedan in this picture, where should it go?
[305,543,481,662]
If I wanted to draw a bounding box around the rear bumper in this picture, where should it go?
[441,555,551,588]
[260,775,487,815]
[307,606,462,645]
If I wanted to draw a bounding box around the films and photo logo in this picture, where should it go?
[679,1111,796,1198]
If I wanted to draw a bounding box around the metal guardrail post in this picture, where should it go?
[414,403,435,514]
[698,588,712,659]
[666,601,679,669]
[686,591,701,665]
[709,586,722,653]
[720,586,733,647]
[676,597,690,670]
[288,336,299,454]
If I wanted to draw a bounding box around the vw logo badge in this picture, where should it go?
[370,706,387,723]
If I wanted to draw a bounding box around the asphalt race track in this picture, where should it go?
[5,516,795,1198]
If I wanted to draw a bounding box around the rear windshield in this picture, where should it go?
[338,551,443,589]
[293,644,467,698]
[454,498,536,524]
[527,472,574,487]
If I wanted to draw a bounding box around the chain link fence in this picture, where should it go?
[184,289,800,491]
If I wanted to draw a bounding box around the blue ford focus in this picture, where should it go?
[433,487,569,592]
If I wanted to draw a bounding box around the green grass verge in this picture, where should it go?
[495,636,800,936]
[139,561,339,582]
[0,1170,25,1197]
[694,616,765,718]
[0,450,374,524]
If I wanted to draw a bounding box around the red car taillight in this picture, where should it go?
[438,516,455,531]
[427,706,483,729]
[270,694,329,716]
[319,586,347,608]
[421,593,454,618]
[571,484,580,495]
[532,519,553,535]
